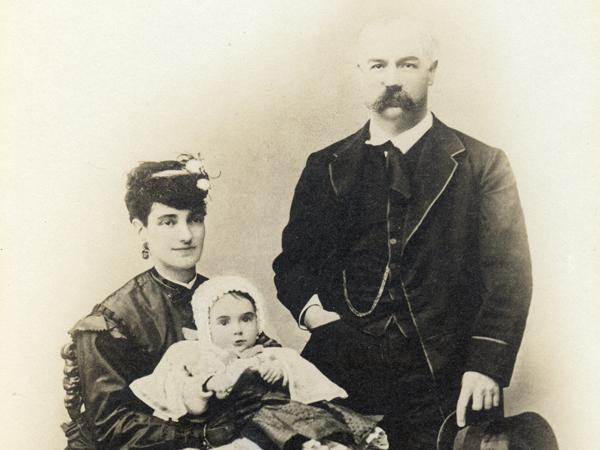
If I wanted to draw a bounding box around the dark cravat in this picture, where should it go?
[365,141,411,199]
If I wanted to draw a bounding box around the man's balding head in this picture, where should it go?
[357,17,439,67]
[355,17,439,122]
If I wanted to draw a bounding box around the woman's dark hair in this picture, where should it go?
[125,158,209,225]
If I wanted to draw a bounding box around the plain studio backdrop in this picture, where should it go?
[2,1,599,448]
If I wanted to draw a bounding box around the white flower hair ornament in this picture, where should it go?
[195,178,210,191]
[150,153,212,192]
[191,275,274,345]
[184,158,204,174]
[178,153,211,192]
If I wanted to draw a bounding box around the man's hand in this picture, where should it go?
[456,371,500,427]
[304,305,341,330]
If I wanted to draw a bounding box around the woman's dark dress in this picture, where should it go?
[69,269,246,449]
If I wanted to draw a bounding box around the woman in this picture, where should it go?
[66,155,245,449]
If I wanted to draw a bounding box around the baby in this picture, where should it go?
[131,276,388,450]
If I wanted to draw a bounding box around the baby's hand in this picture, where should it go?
[364,427,389,449]
[257,355,288,386]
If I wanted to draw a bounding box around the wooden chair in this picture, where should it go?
[60,341,96,449]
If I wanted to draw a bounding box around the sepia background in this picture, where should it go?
[2,0,599,448]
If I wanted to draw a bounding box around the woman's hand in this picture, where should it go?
[206,360,248,399]
[205,371,234,399]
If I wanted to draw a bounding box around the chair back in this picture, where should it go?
[60,340,96,449]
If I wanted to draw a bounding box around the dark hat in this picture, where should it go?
[437,411,559,450]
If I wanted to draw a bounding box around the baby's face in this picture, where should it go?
[209,293,258,355]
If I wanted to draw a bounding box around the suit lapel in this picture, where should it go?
[402,117,466,251]
[328,122,370,197]
[328,117,466,251]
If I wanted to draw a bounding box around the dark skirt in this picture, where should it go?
[248,396,381,449]
[188,370,382,450]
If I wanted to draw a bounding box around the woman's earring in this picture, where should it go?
[141,242,150,259]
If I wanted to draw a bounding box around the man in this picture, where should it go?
[273,17,531,448]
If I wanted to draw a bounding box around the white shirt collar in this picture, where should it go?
[366,111,433,154]
[155,268,198,289]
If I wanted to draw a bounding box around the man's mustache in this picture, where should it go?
[371,86,417,113]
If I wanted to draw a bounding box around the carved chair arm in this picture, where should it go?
[61,342,84,421]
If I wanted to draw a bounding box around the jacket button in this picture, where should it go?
[389,262,398,270]
[389,238,398,245]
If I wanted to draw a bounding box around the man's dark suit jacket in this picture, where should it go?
[273,116,532,387]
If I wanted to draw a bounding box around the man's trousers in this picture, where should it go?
[301,319,459,449]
